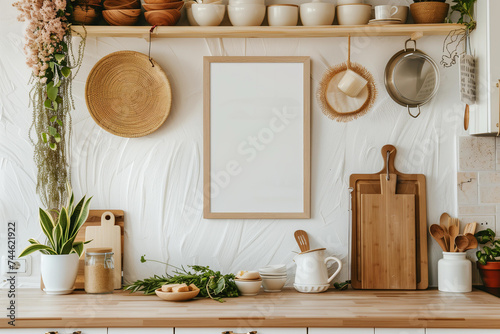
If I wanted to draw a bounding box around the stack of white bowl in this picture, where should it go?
[259,264,287,292]
[187,0,225,26]
[228,0,266,26]
[336,0,371,25]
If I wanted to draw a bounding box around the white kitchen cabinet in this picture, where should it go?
[309,329,374,334]
[469,0,500,135]
[427,330,500,334]
[0,329,106,334]
[109,329,173,334]
[175,328,306,334]
[375,330,424,334]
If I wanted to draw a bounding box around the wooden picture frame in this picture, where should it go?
[203,56,310,219]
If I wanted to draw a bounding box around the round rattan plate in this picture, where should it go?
[85,51,172,138]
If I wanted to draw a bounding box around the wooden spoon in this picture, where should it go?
[465,233,478,250]
[448,225,459,252]
[455,235,470,252]
[294,230,310,253]
[429,224,448,252]
[440,213,451,251]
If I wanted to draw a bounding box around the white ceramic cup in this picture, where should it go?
[391,5,408,22]
[337,69,368,97]
[268,4,299,26]
[192,3,225,26]
[228,3,266,26]
[374,5,398,20]
[300,0,336,26]
[336,3,371,25]
[337,0,363,5]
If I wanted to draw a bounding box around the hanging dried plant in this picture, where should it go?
[13,0,86,210]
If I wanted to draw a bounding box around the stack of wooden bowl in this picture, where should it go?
[143,0,183,26]
[102,0,141,25]
[72,0,102,25]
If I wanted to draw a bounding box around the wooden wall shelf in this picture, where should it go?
[72,24,464,40]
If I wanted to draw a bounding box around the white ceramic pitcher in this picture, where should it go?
[294,248,342,285]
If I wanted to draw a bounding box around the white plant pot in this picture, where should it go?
[41,253,79,295]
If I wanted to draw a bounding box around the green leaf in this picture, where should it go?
[66,182,74,213]
[69,196,92,239]
[41,132,48,143]
[54,133,61,143]
[47,82,58,101]
[50,116,57,123]
[61,237,76,255]
[71,241,84,257]
[54,53,65,64]
[48,126,57,137]
[19,243,56,257]
[44,99,53,109]
[39,208,56,247]
[59,207,70,241]
[56,118,63,127]
[61,67,71,78]
[214,277,225,295]
[49,62,55,72]
[56,96,63,104]
[49,143,57,150]
[53,101,58,112]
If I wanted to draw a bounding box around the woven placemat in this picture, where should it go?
[85,50,172,138]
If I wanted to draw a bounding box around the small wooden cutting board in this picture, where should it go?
[85,211,122,289]
[360,174,416,289]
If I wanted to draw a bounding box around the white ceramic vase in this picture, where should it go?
[41,253,79,295]
[438,252,472,293]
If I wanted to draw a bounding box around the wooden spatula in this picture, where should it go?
[294,230,310,253]
[464,222,478,235]
[440,213,451,251]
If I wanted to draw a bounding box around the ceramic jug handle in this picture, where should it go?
[324,257,343,283]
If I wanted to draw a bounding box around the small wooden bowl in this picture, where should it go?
[144,0,181,4]
[103,9,141,25]
[143,1,183,11]
[103,0,140,10]
[144,9,181,25]
[72,5,101,24]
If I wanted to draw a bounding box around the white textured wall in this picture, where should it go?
[0,0,464,288]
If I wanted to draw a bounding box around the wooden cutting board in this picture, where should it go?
[85,211,122,289]
[360,174,416,289]
[350,145,428,290]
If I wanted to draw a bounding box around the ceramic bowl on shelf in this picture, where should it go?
[102,9,141,25]
[191,4,226,26]
[228,3,266,26]
[300,0,335,26]
[144,9,182,25]
[262,276,287,292]
[337,0,362,5]
[235,279,262,296]
[336,3,372,25]
[103,0,140,10]
[143,1,184,11]
[267,4,298,26]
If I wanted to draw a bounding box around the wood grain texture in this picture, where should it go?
[71,24,464,39]
[350,145,428,290]
[85,211,122,289]
[4,288,500,329]
[360,174,416,289]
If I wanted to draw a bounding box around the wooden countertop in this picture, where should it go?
[3,288,500,328]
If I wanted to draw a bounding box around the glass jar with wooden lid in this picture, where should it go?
[85,247,114,294]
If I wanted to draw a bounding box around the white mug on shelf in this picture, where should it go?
[374,5,398,20]
[337,69,368,97]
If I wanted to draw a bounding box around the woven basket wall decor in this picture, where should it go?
[317,36,377,122]
[85,50,172,138]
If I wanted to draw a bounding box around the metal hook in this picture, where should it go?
[386,150,390,181]
[148,25,157,67]
[407,105,421,118]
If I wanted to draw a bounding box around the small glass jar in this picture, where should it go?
[85,247,114,294]
[438,252,472,293]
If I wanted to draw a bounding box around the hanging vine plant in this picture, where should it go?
[13,0,86,210]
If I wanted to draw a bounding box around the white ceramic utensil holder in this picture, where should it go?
[438,252,472,293]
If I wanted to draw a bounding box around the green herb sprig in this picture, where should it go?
[123,256,239,302]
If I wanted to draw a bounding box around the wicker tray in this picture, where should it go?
[85,51,172,138]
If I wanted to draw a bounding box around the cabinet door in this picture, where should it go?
[109,329,173,334]
[309,329,373,334]
[0,329,106,334]
[176,328,306,334]
[470,0,500,135]
[427,330,500,334]
[375,330,424,334]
